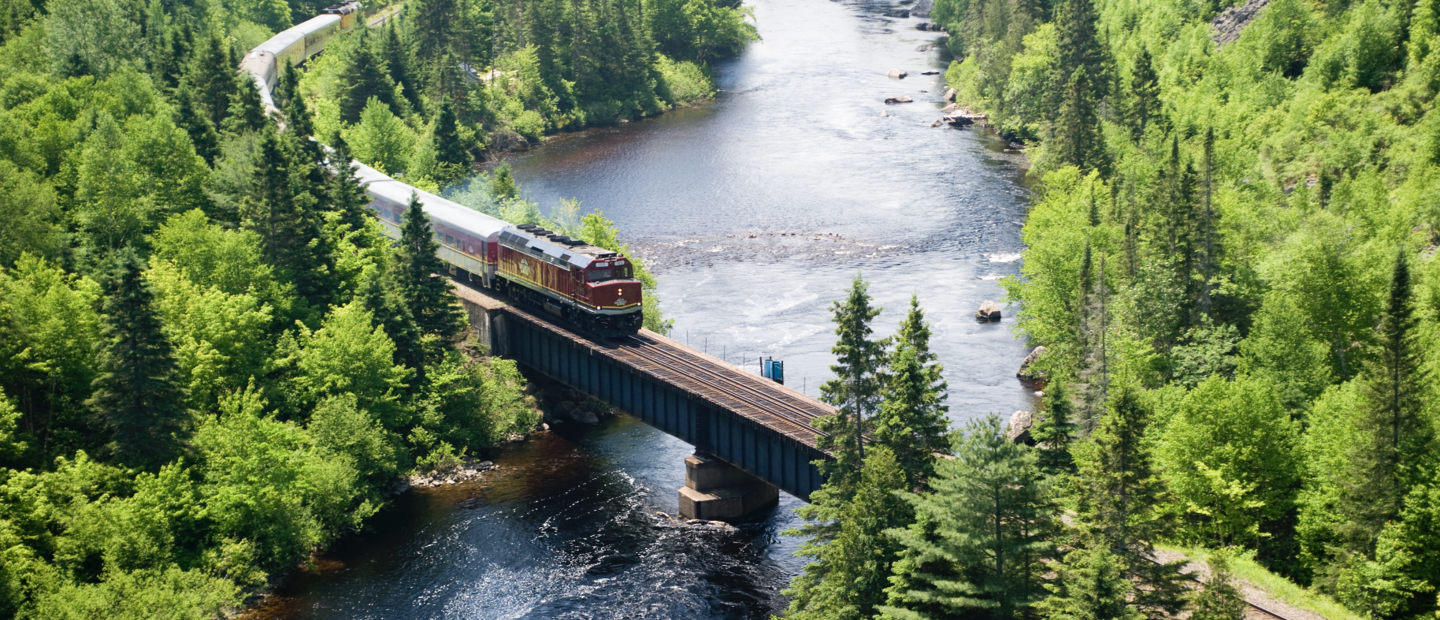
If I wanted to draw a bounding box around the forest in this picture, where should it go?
[0,0,751,613]
[779,0,1440,619]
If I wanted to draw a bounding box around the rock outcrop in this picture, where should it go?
[975,299,1002,322]
[1211,0,1268,47]
[885,96,914,104]
[1017,346,1047,381]
[887,68,908,79]
[910,0,933,18]
[1007,410,1034,445]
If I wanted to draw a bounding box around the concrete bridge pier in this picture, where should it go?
[678,453,779,521]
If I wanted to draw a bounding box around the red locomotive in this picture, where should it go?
[497,224,645,336]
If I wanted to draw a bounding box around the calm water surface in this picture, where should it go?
[254,0,1035,616]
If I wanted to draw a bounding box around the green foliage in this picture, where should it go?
[42,0,143,78]
[1036,545,1143,620]
[816,275,886,494]
[0,160,62,268]
[291,301,411,429]
[346,96,415,175]
[880,415,1056,620]
[872,295,950,492]
[784,446,909,620]
[1156,375,1301,551]
[397,193,468,346]
[572,209,671,333]
[88,248,190,468]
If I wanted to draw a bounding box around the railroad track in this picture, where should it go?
[620,332,830,441]
[1144,556,1294,620]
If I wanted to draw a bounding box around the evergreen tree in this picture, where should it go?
[880,414,1057,620]
[873,295,950,492]
[1051,0,1106,114]
[1037,546,1142,620]
[432,96,471,168]
[409,0,473,94]
[491,162,519,200]
[359,261,425,375]
[88,247,189,467]
[1077,252,1111,430]
[817,274,886,491]
[1071,385,1189,619]
[1128,48,1159,142]
[397,192,468,346]
[786,276,887,581]
[328,135,372,238]
[1195,127,1219,322]
[223,72,268,135]
[240,126,333,311]
[1341,251,1432,551]
[282,65,322,165]
[189,35,238,129]
[275,58,300,111]
[381,20,419,107]
[338,33,399,123]
[1032,381,1078,476]
[1191,551,1248,620]
[173,83,219,164]
[784,446,910,620]
[1052,68,1107,173]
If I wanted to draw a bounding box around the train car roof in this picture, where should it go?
[252,23,312,56]
[351,162,508,238]
[500,225,622,269]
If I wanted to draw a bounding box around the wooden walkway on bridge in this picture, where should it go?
[452,282,835,500]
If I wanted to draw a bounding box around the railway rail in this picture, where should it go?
[619,332,829,441]
[1144,556,1296,620]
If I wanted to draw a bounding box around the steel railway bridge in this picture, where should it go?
[452,283,834,520]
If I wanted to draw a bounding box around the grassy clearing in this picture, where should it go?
[1159,545,1364,620]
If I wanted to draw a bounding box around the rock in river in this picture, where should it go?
[887,68,908,79]
[944,88,957,102]
[1017,346,1047,381]
[885,96,914,104]
[885,8,910,17]
[975,299,1002,322]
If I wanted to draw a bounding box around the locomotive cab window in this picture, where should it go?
[587,268,613,282]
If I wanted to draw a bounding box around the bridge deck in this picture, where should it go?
[453,282,834,499]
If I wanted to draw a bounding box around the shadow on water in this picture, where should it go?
[252,0,1038,615]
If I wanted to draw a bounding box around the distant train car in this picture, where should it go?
[351,161,507,288]
[497,225,644,335]
[239,1,362,109]
[250,2,642,337]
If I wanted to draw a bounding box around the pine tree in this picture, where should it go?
[1037,546,1143,620]
[224,71,269,135]
[397,192,468,347]
[491,162,519,200]
[1128,48,1159,142]
[381,20,419,107]
[1052,67,1106,173]
[409,0,473,94]
[360,261,426,374]
[240,126,334,311]
[1032,381,1078,476]
[1051,0,1106,113]
[432,96,471,168]
[784,446,910,620]
[1195,127,1219,322]
[328,135,372,238]
[1342,251,1432,551]
[1071,385,1189,619]
[173,83,219,164]
[880,414,1057,620]
[275,58,301,111]
[282,64,323,166]
[189,35,238,129]
[817,274,886,491]
[1191,551,1248,620]
[88,247,189,467]
[338,33,400,123]
[873,295,950,492]
[1077,253,1111,431]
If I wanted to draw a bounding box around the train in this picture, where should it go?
[241,2,645,336]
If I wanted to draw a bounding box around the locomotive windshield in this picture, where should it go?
[587,268,613,282]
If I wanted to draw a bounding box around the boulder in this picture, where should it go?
[945,115,973,127]
[930,119,943,127]
[885,8,911,17]
[887,69,908,79]
[975,299,1002,322]
[910,0,933,17]
[941,103,960,114]
[920,70,940,75]
[944,88,957,102]
[1017,345,1047,381]
[885,96,914,104]
[915,21,943,31]
[916,43,938,52]
[1007,410,1035,445]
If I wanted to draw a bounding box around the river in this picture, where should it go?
[249,0,1034,616]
